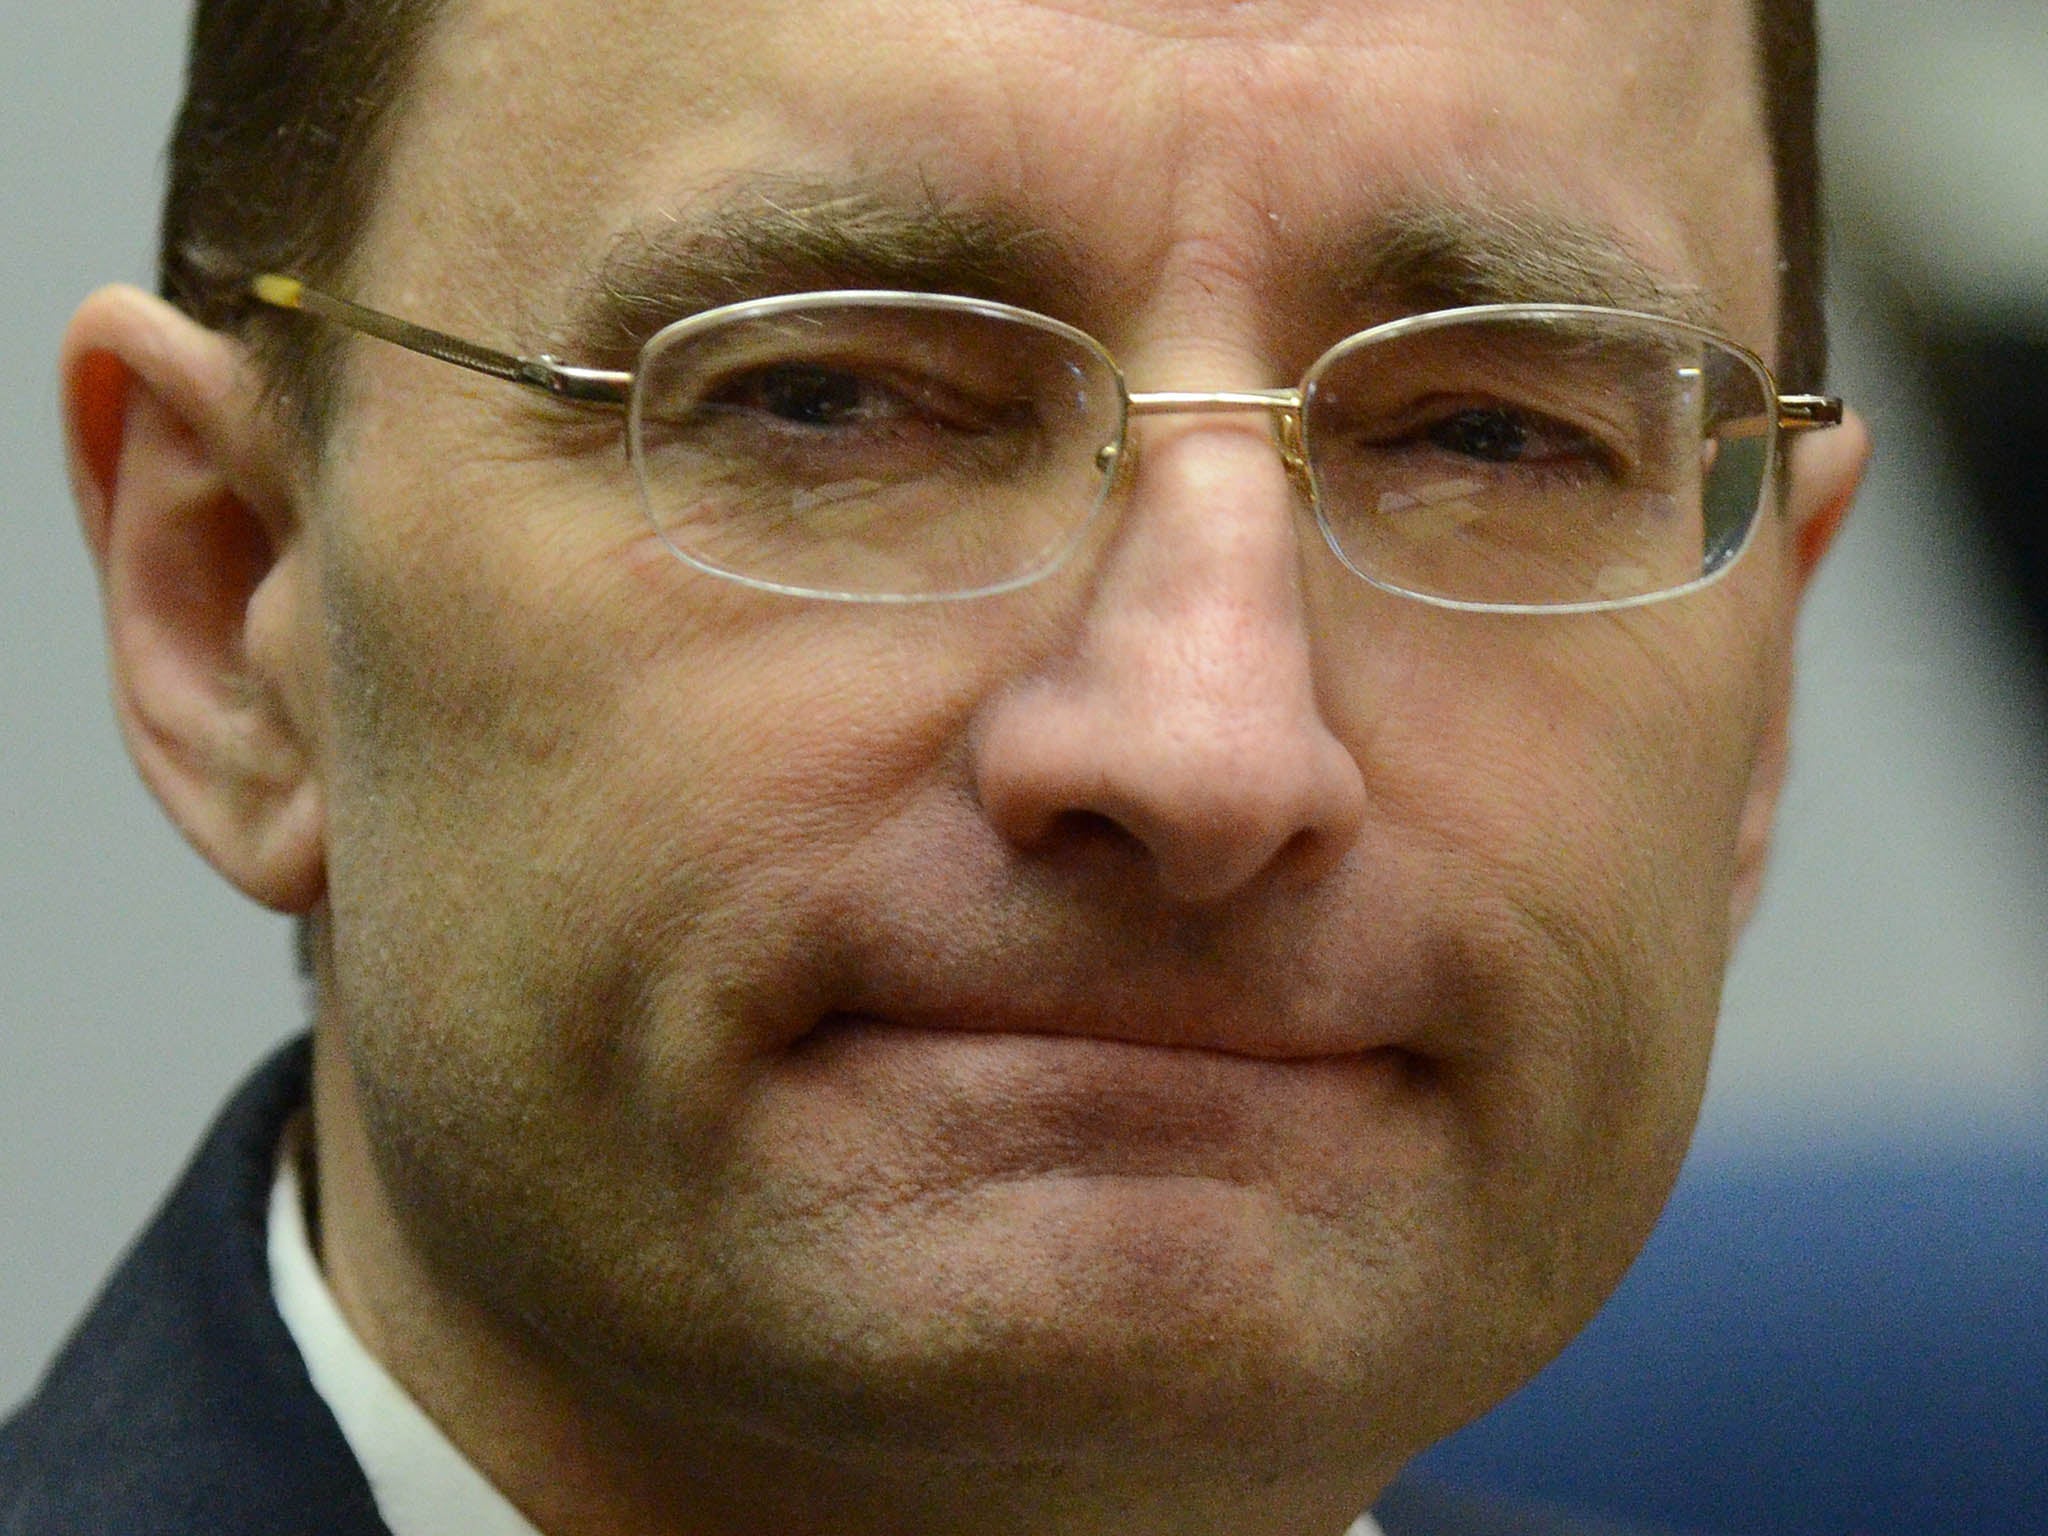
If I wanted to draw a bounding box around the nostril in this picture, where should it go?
[1039,807,1145,862]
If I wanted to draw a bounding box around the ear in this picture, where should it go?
[61,284,326,913]
[1726,407,1870,933]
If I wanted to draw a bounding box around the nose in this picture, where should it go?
[972,416,1368,904]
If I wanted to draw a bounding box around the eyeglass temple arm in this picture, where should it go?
[1777,395,1843,432]
[247,275,632,408]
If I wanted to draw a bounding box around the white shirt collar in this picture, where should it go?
[268,1116,544,1536]
[268,1117,1383,1536]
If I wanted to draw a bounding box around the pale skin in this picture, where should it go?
[61,1,1868,1534]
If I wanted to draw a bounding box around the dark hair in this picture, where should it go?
[161,1,1827,431]
[161,0,448,435]
[1753,0,1824,393]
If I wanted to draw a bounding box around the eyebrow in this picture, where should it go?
[1326,199,1722,332]
[560,178,1084,357]
[554,177,1721,361]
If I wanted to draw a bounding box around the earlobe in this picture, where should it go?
[61,284,327,914]
[1724,408,1871,934]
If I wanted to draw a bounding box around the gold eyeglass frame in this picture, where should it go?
[248,273,1845,613]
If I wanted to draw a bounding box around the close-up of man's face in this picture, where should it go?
[50,1,1867,1533]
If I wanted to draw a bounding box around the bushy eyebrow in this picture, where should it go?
[1326,199,1722,332]
[560,177,1085,357]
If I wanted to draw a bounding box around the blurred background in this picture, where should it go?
[3,1,2043,1531]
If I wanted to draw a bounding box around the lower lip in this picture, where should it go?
[782,1016,1429,1180]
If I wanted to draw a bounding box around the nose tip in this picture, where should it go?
[971,420,1367,905]
[976,696,1367,902]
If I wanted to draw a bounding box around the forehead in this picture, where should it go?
[363,0,1773,351]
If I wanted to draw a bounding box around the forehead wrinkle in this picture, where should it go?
[1322,198,1723,332]
[554,176,1089,355]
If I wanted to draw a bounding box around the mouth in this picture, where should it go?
[784,1014,1433,1184]
[802,1003,1425,1064]
[801,1008,1423,1064]
[814,953,1437,1061]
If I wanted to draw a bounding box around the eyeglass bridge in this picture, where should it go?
[1097,388,1315,494]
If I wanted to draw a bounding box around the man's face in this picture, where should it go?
[298,0,1790,1514]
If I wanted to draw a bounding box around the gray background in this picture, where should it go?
[5,0,2046,1413]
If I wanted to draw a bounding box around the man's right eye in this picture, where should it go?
[706,362,894,429]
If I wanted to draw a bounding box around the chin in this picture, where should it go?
[614,1140,1534,1475]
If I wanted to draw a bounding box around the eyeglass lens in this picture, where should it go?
[631,300,1123,599]
[628,298,1776,606]
[1303,310,1774,609]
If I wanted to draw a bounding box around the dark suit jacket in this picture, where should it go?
[0,1038,1660,1536]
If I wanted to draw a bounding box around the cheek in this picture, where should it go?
[1329,607,1766,964]
[308,424,993,1079]
[1308,561,1783,1229]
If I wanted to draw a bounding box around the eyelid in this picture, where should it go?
[1330,383,1632,440]
[704,360,990,427]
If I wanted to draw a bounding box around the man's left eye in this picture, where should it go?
[1425,406,1596,466]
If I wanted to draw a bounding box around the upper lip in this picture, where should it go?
[786,844,1470,1064]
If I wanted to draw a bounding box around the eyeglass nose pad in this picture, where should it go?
[1273,408,1314,500]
